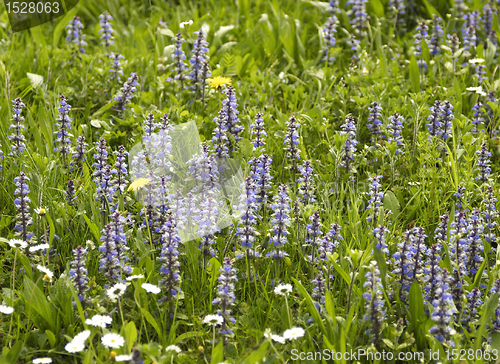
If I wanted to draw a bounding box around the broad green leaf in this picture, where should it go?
[409,56,420,93]
[211,340,224,364]
[384,190,400,219]
[409,280,424,325]
[173,331,206,344]
[239,341,269,364]
[141,308,162,340]
[475,293,498,350]
[124,321,138,350]
[293,278,326,336]
[46,330,56,348]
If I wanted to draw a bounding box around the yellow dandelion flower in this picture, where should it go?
[207,76,231,88]
[127,178,150,192]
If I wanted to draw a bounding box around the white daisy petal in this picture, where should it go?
[101,333,125,348]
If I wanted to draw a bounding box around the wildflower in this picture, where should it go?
[467,208,484,276]
[298,160,316,205]
[212,110,229,160]
[112,145,129,194]
[373,225,389,255]
[102,333,125,349]
[65,341,85,353]
[464,25,477,56]
[66,16,87,53]
[126,274,145,281]
[274,283,293,296]
[483,186,498,244]
[14,172,33,245]
[462,288,482,332]
[200,61,211,97]
[8,97,27,157]
[221,86,242,151]
[159,217,182,301]
[115,355,133,362]
[475,64,487,86]
[250,112,266,151]
[70,135,88,171]
[0,305,14,314]
[347,33,361,61]
[408,227,427,283]
[53,95,73,158]
[264,331,286,344]
[73,330,91,343]
[318,223,342,261]
[107,282,127,300]
[426,100,442,138]
[86,315,112,328]
[484,6,494,40]
[389,0,406,30]
[99,12,114,54]
[213,257,238,334]
[142,283,161,294]
[414,21,429,68]
[430,14,443,55]
[440,101,454,141]
[33,358,52,364]
[36,265,54,282]
[99,224,121,286]
[449,210,468,276]
[65,179,77,205]
[266,184,291,259]
[423,243,442,303]
[165,345,182,353]
[284,116,301,169]
[490,280,500,331]
[340,115,358,172]
[363,260,386,343]
[322,14,338,64]
[203,314,224,326]
[311,271,326,313]
[179,20,193,28]
[172,33,187,89]
[108,53,125,84]
[367,102,383,143]
[250,154,273,205]
[392,229,414,298]
[475,142,491,182]
[208,76,231,88]
[387,112,404,155]
[429,270,456,345]
[434,214,449,243]
[69,246,89,305]
[348,0,368,36]
[114,73,139,112]
[0,140,3,172]
[448,34,460,55]
[366,175,384,224]
[235,177,259,251]
[306,211,323,262]
[127,178,150,192]
[29,243,49,253]
[283,327,306,340]
[188,29,209,92]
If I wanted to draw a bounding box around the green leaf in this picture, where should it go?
[475,293,498,350]
[328,258,361,299]
[83,215,101,242]
[421,0,440,17]
[211,340,224,364]
[409,280,424,325]
[383,190,400,220]
[46,330,56,348]
[368,0,384,17]
[141,308,162,341]
[53,7,78,47]
[124,321,138,350]
[409,56,420,93]
[0,341,24,364]
[173,331,206,344]
[91,101,117,119]
[22,278,55,332]
[293,278,326,336]
[239,341,269,364]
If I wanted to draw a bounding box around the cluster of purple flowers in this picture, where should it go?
[66,16,87,53]
[213,257,238,334]
[8,98,27,157]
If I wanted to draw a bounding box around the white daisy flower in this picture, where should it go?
[283,327,305,340]
[469,58,485,64]
[101,333,125,348]
[141,283,161,294]
[73,330,91,343]
[203,314,223,326]
[264,332,286,344]
[37,265,54,279]
[107,283,127,300]
[29,244,50,253]
[0,305,14,315]
[179,20,193,28]
[65,341,85,353]
[35,207,48,216]
[115,355,133,362]
[8,239,27,249]
[126,274,145,281]
[165,345,182,353]
[86,315,112,328]
[274,283,293,296]
[33,358,52,364]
